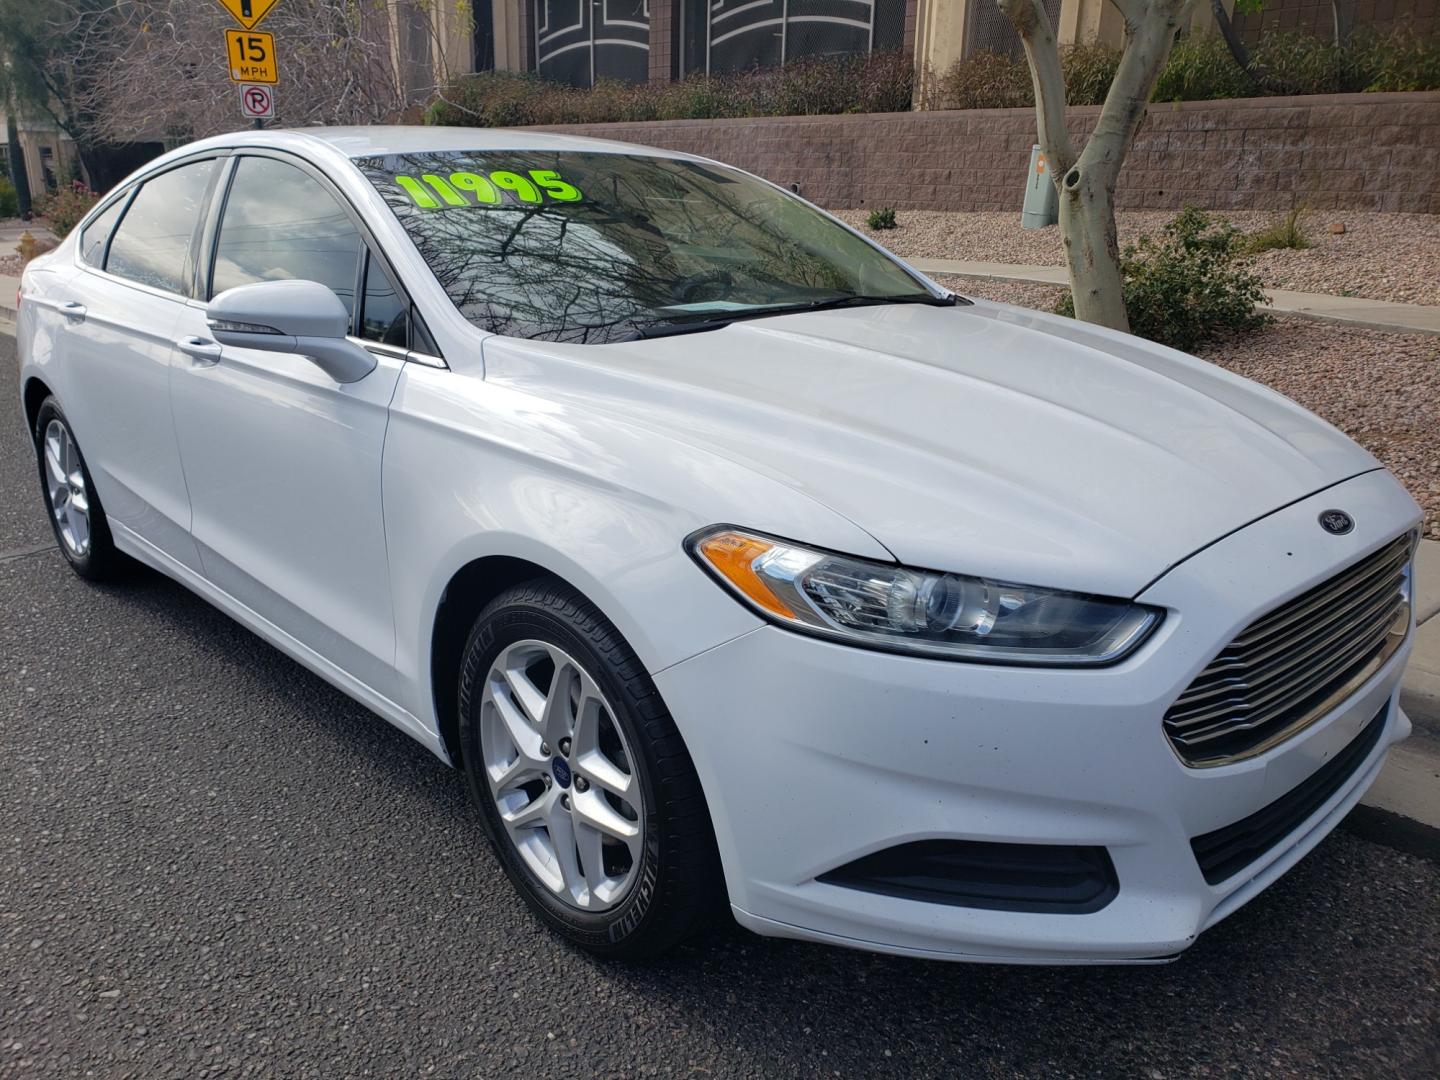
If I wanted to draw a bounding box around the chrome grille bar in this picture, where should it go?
[1164,533,1414,767]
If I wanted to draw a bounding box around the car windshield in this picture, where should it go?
[354,150,938,344]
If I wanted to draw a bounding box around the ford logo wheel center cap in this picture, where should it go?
[551,756,572,789]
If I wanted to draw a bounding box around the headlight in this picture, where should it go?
[688,527,1161,666]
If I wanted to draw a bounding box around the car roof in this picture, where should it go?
[184,125,696,161]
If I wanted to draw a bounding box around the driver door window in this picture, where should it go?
[210,156,361,324]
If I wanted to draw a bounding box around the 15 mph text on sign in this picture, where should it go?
[226,29,278,84]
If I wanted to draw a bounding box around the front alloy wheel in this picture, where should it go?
[479,639,645,912]
[458,579,721,957]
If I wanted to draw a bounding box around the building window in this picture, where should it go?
[679,0,905,78]
[535,0,651,87]
[474,0,496,70]
[963,0,1059,60]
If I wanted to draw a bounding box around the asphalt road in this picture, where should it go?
[2,333,1439,1079]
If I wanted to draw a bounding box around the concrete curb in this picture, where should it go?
[911,258,1440,337]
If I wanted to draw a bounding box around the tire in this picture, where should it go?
[33,397,124,581]
[458,578,722,958]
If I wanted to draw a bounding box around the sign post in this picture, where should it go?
[214,0,283,128]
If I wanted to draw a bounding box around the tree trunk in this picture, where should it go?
[1210,0,1264,86]
[1058,166,1129,329]
[1332,0,1354,44]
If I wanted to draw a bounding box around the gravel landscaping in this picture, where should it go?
[843,210,1440,307]
[932,274,1440,541]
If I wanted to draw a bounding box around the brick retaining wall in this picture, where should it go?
[533,92,1440,213]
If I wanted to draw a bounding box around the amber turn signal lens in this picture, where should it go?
[694,531,796,619]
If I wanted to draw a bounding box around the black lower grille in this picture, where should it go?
[818,839,1118,914]
[1191,703,1389,885]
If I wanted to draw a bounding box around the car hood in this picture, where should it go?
[482,300,1379,598]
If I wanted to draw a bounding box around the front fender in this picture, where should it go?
[383,362,889,739]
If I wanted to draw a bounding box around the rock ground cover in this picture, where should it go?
[841,210,1440,307]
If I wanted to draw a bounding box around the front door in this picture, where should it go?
[168,153,401,699]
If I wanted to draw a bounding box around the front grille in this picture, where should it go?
[1191,702,1388,884]
[1165,533,1413,767]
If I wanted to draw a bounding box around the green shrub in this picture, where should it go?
[1246,207,1310,253]
[933,27,1439,111]
[1248,31,1356,96]
[427,51,913,127]
[1057,207,1270,352]
[1152,35,1256,102]
[933,50,1033,110]
[0,175,17,219]
[33,181,99,239]
[932,45,1122,110]
[1061,43,1123,106]
[1351,26,1440,92]
[1153,27,1440,102]
[867,207,897,230]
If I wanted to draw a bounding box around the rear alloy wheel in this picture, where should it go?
[33,397,123,581]
[458,579,721,957]
[43,418,92,559]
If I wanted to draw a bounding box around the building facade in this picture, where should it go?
[0,116,84,201]
[420,0,1434,92]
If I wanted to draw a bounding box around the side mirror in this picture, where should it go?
[207,279,376,384]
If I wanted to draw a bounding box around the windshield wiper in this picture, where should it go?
[622,291,962,341]
[629,318,738,341]
[800,291,962,313]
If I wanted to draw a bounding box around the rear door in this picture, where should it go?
[169,152,406,699]
[47,157,221,571]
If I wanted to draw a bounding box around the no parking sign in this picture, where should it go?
[240,83,275,120]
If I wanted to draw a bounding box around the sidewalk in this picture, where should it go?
[911,257,1440,337]
[0,273,19,319]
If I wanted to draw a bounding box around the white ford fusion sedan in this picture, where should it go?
[17,127,1421,963]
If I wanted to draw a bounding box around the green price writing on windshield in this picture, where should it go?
[395,169,583,209]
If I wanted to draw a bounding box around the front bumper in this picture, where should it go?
[655,470,1420,963]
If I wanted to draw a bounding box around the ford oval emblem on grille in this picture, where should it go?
[1319,510,1354,535]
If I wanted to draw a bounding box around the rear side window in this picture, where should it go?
[79,195,128,267]
[211,156,361,322]
[105,160,216,294]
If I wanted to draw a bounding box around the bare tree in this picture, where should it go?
[36,0,465,148]
[998,0,1199,332]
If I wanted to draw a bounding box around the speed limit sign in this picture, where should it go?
[239,83,275,119]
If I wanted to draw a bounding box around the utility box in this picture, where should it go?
[1021,145,1058,229]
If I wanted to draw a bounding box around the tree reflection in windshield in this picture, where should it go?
[355,151,925,344]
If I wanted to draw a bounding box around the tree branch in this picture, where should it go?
[997,0,1076,179]
[1106,0,1146,24]
[1078,0,1196,186]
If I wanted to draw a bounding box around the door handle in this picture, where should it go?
[59,300,86,322]
[177,336,222,366]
